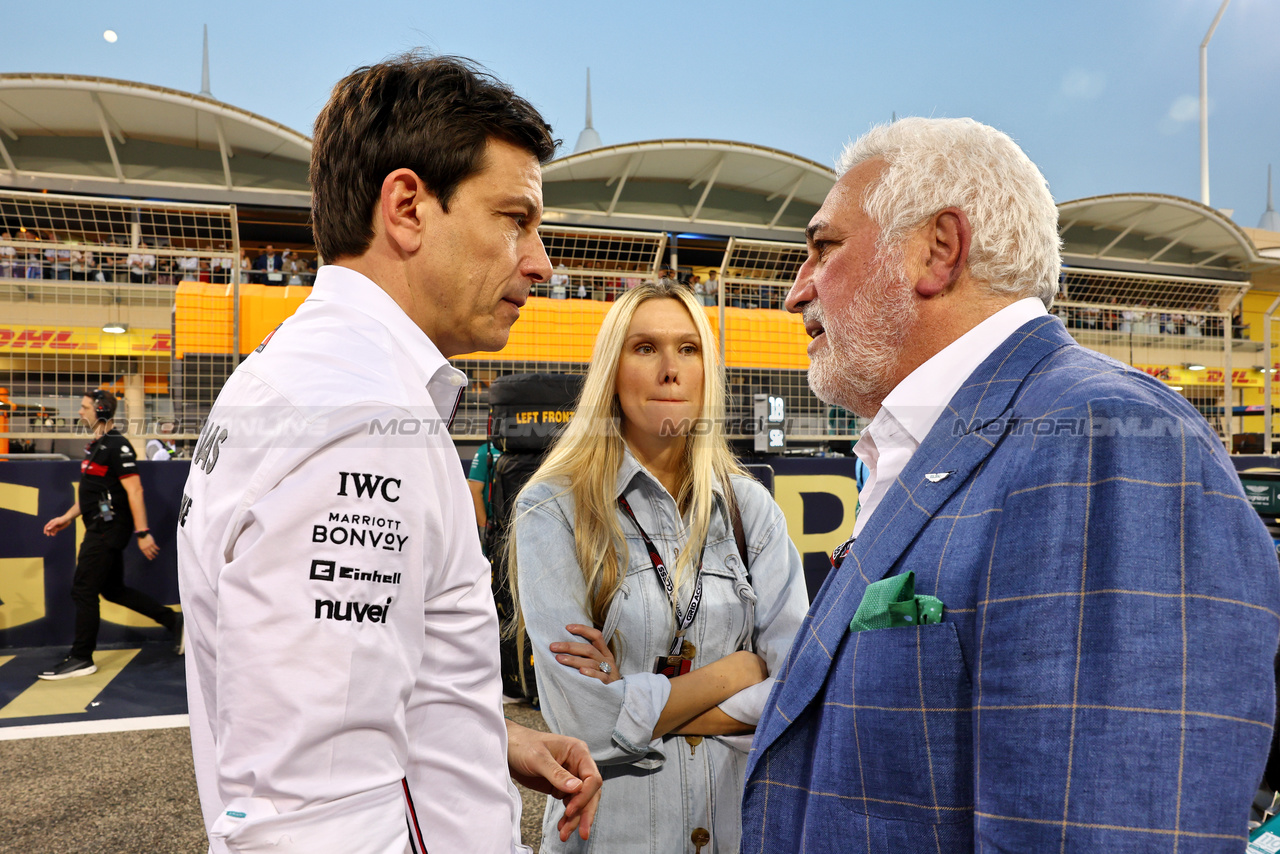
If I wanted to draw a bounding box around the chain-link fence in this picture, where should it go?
[1263,296,1280,454]
[0,190,238,457]
[3,193,1267,455]
[1053,267,1256,443]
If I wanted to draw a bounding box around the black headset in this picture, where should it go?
[89,389,116,422]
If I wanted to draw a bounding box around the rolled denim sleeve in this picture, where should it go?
[716,479,808,727]
[515,493,671,768]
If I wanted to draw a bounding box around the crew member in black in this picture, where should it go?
[39,390,183,680]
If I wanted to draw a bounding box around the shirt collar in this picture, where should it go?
[614,445,727,502]
[305,265,468,416]
[878,297,1048,445]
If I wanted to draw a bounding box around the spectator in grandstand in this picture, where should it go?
[746,116,1280,853]
[127,242,156,284]
[211,243,232,284]
[1120,304,1136,333]
[1233,306,1249,339]
[690,273,705,304]
[39,389,183,681]
[1139,302,1158,335]
[44,232,72,280]
[69,246,99,281]
[1102,296,1120,331]
[157,253,175,286]
[1186,309,1203,337]
[510,281,808,854]
[253,244,283,284]
[0,232,14,278]
[177,53,600,853]
[550,262,570,298]
[21,232,40,278]
[1081,303,1100,329]
[283,249,307,284]
[702,269,719,306]
[727,279,754,309]
[98,236,124,283]
[176,253,201,282]
[238,248,251,279]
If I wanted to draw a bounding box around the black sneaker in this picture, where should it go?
[38,656,97,681]
[172,612,185,655]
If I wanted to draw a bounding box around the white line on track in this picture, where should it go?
[0,713,189,741]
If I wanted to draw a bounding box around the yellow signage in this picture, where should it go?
[1135,364,1273,388]
[0,325,171,355]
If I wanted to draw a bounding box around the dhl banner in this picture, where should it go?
[1136,364,1276,389]
[0,325,171,355]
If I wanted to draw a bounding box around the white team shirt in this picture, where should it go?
[178,265,526,854]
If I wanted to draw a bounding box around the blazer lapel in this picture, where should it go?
[752,316,1074,762]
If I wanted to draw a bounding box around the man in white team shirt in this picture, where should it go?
[177,54,601,854]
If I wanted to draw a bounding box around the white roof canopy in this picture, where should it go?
[541,139,836,240]
[0,74,311,207]
[1058,193,1277,277]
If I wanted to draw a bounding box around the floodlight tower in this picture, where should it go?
[1199,0,1231,207]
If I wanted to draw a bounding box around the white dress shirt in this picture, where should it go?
[178,265,526,853]
[853,298,1048,536]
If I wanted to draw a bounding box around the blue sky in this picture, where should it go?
[4,0,1278,227]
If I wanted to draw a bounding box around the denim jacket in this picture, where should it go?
[514,451,808,853]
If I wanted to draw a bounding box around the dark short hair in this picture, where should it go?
[84,389,116,421]
[310,53,558,262]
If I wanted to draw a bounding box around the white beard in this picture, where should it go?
[804,250,917,418]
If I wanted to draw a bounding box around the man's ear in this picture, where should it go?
[913,207,971,298]
[377,168,435,255]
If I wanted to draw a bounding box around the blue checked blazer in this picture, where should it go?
[742,316,1280,853]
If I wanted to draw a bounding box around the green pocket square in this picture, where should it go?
[849,570,944,632]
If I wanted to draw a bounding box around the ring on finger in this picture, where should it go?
[598,661,613,675]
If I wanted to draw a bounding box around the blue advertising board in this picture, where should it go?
[0,456,861,649]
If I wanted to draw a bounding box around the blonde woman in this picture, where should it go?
[511,282,808,853]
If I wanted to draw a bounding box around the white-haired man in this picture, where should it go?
[742,117,1279,852]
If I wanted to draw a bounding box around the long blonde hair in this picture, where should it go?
[508,281,745,645]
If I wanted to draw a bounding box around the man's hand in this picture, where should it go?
[43,515,71,537]
[505,720,602,843]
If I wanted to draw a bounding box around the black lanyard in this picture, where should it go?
[617,495,705,657]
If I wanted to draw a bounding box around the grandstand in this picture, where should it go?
[3,74,1280,457]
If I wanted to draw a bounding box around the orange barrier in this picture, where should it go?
[174,282,310,358]
[174,285,811,370]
